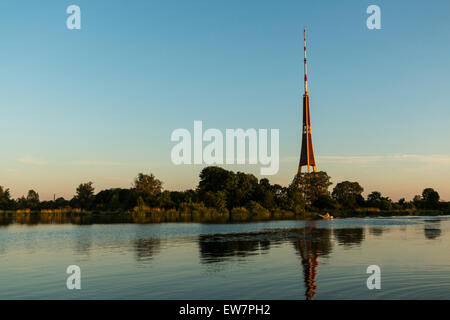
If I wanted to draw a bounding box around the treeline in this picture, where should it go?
[0,166,449,218]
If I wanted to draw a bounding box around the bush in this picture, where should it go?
[246,201,271,220]
[231,207,251,222]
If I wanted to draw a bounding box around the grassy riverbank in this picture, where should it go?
[0,206,448,225]
[1,167,449,225]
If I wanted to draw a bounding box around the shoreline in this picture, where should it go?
[1,209,448,225]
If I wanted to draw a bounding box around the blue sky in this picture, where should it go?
[0,0,449,201]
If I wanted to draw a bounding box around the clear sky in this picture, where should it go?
[0,0,449,201]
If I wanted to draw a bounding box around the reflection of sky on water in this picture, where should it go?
[0,216,449,299]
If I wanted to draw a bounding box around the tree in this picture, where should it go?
[170,190,197,207]
[412,194,423,208]
[26,190,40,210]
[198,166,236,193]
[0,186,12,210]
[422,188,440,209]
[367,191,393,210]
[227,172,258,208]
[17,196,28,210]
[134,173,163,198]
[378,199,393,211]
[203,191,227,211]
[197,167,258,209]
[332,181,364,209]
[156,191,175,209]
[285,187,306,214]
[109,193,120,211]
[368,191,382,202]
[253,179,276,209]
[136,196,146,210]
[291,171,332,203]
[94,188,137,211]
[272,185,305,214]
[75,182,95,210]
[313,194,337,210]
[260,189,275,209]
[55,197,70,208]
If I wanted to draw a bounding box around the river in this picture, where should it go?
[0,216,449,299]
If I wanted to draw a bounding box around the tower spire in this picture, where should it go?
[304,28,308,94]
[298,27,317,177]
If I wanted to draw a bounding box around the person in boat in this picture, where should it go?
[319,212,334,220]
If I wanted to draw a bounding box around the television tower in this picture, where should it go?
[298,28,317,174]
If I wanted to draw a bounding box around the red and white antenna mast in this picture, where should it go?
[304,28,308,94]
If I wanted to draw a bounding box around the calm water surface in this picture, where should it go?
[0,216,449,299]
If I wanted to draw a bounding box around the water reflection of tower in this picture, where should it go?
[298,240,319,300]
[292,223,333,300]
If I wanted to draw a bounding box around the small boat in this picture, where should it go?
[318,212,334,220]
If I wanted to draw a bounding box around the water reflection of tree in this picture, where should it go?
[333,228,365,247]
[198,234,270,264]
[368,227,385,236]
[424,219,442,240]
[197,225,337,299]
[291,223,333,300]
[73,227,93,257]
[0,215,13,226]
[134,238,161,262]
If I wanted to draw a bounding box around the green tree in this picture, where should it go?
[291,171,332,203]
[285,187,306,214]
[26,190,40,210]
[17,196,28,210]
[227,172,258,208]
[0,186,12,210]
[203,191,227,212]
[396,198,414,210]
[156,191,175,209]
[413,194,423,208]
[367,191,382,202]
[367,191,393,210]
[198,166,237,193]
[55,197,69,209]
[378,199,393,211]
[134,173,163,198]
[313,194,337,210]
[136,196,146,210]
[75,182,95,210]
[332,181,364,209]
[422,188,440,209]
[253,178,276,209]
[198,167,258,209]
[93,188,137,211]
[109,193,120,211]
